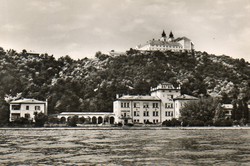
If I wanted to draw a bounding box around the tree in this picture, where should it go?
[34,112,48,127]
[180,97,220,124]
[0,99,9,125]
[67,115,78,127]
[213,103,224,123]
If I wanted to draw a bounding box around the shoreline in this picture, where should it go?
[1,126,250,130]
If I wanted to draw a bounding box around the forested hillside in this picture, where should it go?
[0,47,249,122]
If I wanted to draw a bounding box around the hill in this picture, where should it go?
[0,47,249,123]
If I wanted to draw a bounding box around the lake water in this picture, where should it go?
[0,128,250,165]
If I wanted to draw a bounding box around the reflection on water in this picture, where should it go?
[0,128,250,165]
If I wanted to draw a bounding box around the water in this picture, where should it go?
[0,128,250,165]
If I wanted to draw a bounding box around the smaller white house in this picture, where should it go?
[221,104,233,119]
[9,98,48,122]
[221,104,250,119]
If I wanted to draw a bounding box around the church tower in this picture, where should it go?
[168,31,174,41]
[160,30,167,41]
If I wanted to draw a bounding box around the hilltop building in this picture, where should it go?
[135,30,194,52]
[9,98,48,122]
[113,83,198,124]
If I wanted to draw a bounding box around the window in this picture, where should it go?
[26,106,29,110]
[143,111,149,116]
[122,112,129,118]
[165,103,173,108]
[121,102,129,108]
[24,113,30,119]
[134,111,140,116]
[153,111,159,116]
[153,103,159,108]
[165,111,173,117]
[143,103,149,108]
[12,105,20,110]
[167,95,174,99]
[11,113,20,120]
[35,106,40,110]
[134,119,139,123]
[134,102,140,108]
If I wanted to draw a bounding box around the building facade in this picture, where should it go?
[9,98,48,122]
[135,30,194,52]
[113,83,198,124]
[57,112,115,124]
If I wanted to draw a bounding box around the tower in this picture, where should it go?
[168,31,174,41]
[160,30,167,41]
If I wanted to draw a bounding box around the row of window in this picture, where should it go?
[166,111,173,117]
[11,105,41,110]
[133,119,159,124]
[121,102,173,109]
[26,106,41,110]
[11,112,37,120]
[133,111,173,117]
[121,102,159,108]
[151,45,182,49]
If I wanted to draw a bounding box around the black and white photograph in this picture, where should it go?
[0,0,250,165]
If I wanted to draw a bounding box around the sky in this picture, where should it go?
[0,0,250,62]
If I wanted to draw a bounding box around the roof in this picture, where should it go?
[151,82,181,92]
[10,98,46,104]
[117,95,161,101]
[174,94,198,100]
[174,37,191,42]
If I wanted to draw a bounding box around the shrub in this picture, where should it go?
[47,116,59,124]
[204,120,213,126]
[145,121,153,124]
[162,119,181,127]
[171,118,181,126]
[78,117,85,124]
[67,115,78,127]
[162,120,171,126]
[34,112,48,127]
[188,120,204,126]
[13,117,31,126]
[214,119,233,126]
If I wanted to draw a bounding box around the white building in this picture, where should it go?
[173,94,200,118]
[113,83,198,124]
[135,30,194,52]
[9,98,48,122]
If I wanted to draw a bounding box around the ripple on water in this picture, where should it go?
[0,129,250,165]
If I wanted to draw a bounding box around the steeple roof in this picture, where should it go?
[169,31,174,38]
[162,30,166,37]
